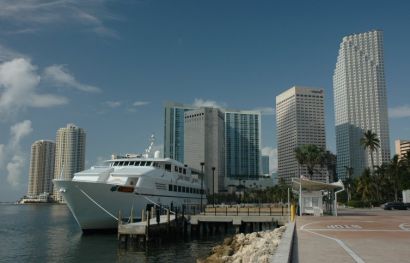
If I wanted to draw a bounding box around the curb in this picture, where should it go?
[271,221,295,263]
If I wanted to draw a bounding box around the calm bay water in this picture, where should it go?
[0,204,225,263]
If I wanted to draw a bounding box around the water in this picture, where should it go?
[0,204,226,263]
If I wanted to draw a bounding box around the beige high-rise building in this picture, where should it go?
[53,123,86,202]
[276,86,327,184]
[395,139,410,159]
[27,140,55,198]
[184,107,225,194]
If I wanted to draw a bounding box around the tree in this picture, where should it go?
[295,144,325,180]
[387,155,404,202]
[356,169,376,203]
[360,130,380,174]
[343,166,354,202]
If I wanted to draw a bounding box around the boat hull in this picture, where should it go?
[53,180,201,231]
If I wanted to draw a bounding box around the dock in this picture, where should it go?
[118,205,290,247]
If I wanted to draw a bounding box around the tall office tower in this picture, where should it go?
[395,139,410,159]
[276,86,327,184]
[261,155,269,175]
[27,140,55,198]
[53,123,86,202]
[225,110,261,180]
[334,30,390,179]
[164,102,197,163]
[184,108,225,194]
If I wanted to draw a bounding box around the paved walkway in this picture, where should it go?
[292,208,410,263]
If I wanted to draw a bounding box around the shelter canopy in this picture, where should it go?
[292,178,344,192]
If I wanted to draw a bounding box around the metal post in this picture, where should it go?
[200,162,205,213]
[287,188,290,218]
[212,167,216,207]
[299,178,302,216]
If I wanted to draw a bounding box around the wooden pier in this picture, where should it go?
[118,205,290,247]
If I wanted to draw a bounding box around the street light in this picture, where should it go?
[200,162,205,213]
[212,167,216,207]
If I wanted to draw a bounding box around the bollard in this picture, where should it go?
[290,204,296,222]
[167,209,170,224]
[156,206,160,225]
[142,209,146,222]
[151,206,155,219]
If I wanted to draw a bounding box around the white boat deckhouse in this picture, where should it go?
[292,177,345,216]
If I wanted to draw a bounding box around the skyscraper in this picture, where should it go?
[27,140,55,198]
[276,86,327,184]
[225,110,261,180]
[184,107,225,194]
[164,102,197,163]
[334,30,390,179]
[53,123,86,202]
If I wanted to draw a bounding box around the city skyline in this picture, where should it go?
[1,1,410,201]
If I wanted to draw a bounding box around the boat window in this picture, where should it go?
[119,161,124,166]
[165,164,171,171]
[183,169,186,175]
[175,166,178,172]
[124,161,129,166]
[182,186,185,192]
[140,161,146,166]
[173,185,177,191]
[129,161,134,166]
[146,161,152,166]
[178,186,181,192]
[114,161,119,166]
[179,167,183,173]
[135,161,140,166]
[168,185,172,191]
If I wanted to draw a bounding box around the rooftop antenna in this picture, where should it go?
[143,134,155,158]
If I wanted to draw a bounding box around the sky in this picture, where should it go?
[1,0,410,201]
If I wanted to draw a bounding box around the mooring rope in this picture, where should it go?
[76,186,119,221]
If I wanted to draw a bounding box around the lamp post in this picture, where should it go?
[212,167,216,207]
[200,162,205,213]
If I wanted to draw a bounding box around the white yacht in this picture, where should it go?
[53,138,206,232]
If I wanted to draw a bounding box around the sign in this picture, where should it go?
[327,225,362,229]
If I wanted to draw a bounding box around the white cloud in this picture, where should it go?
[192,98,226,108]
[252,107,275,116]
[133,101,150,107]
[105,101,122,108]
[0,1,117,38]
[10,120,33,149]
[0,120,33,187]
[389,105,410,118]
[0,58,68,119]
[261,146,277,173]
[43,65,101,93]
[7,154,25,186]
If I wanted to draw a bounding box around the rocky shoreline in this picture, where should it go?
[198,225,287,263]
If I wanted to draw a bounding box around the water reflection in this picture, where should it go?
[0,204,225,263]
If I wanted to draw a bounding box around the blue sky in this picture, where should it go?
[1,0,410,201]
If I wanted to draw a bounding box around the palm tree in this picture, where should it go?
[344,166,354,202]
[356,169,376,204]
[360,130,380,174]
[295,144,325,180]
[387,155,403,202]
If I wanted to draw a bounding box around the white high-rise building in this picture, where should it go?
[276,86,327,184]
[27,140,55,198]
[53,123,86,202]
[334,30,390,179]
[184,108,225,194]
